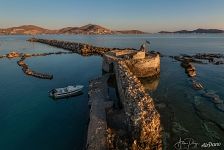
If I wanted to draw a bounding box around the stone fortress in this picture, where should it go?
[24,38,162,150]
[87,43,162,150]
[5,37,224,149]
[3,38,221,149]
[102,44,160,78]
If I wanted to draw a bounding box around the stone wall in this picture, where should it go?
[114,61,162,150]
[132,51,145,60]
[125,54,160,78]
[102,54,121,73]
[103,53,160,78]
[28,38,112,55]
[28,38,134,56]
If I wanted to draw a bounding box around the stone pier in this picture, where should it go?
[28,38,135,56]
[87,75,113,150]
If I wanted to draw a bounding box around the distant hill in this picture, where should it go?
[115,30,147,34]
[159,28,224,34]
[57,24,113,34]
[0,24,146,35]
[0,25,55,35]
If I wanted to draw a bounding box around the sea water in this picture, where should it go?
[0,34,224,149]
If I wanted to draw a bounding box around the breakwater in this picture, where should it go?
[114,61,162,150]
[28,38,160,77]
[17,52,72,79]
[17,57,53,80]
[170,53,224,91]
[28,38,135,56]
[1,51,73,80]
[172,53,224,77]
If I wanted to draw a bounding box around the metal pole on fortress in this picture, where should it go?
[145,40,150,52]
[140,40,150,52]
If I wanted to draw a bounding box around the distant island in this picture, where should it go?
[0,24,147,35]
[3,25,223,35]
[159,28,224,34]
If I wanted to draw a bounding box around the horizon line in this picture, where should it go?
[1,24,224,33]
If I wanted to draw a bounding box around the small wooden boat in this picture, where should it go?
[49,85,84,99]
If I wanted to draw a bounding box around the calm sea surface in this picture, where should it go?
[0,34,224,149]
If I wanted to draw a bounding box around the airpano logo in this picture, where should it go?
[173,137,222,150]
[201,142,221,148]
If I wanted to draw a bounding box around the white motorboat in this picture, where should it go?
[49,85,84,99]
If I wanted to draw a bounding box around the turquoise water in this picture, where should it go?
[0,34,224,149]
[0,35,102,150]
[151,57,224,148]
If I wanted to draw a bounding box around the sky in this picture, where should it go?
[0,0,224,33]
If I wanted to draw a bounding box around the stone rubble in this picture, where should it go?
[172,53,224,77]
[6,51,21,58]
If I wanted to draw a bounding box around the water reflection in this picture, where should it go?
[140,76,160,92]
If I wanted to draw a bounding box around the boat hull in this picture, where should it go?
[49,87,84,99]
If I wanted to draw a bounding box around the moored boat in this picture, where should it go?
[49,85,84,99]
